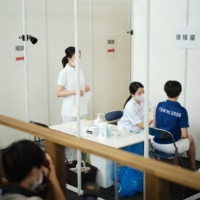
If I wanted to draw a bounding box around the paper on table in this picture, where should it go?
[80,91,92,115]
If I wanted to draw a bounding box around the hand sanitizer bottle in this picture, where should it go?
[94,113,103,125]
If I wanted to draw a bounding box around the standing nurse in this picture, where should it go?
[57,47,90,122]
[118,82,154,132]
[56,46,90,161]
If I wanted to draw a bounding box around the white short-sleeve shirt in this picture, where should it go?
[57,64,86,117]
[118,98,152,132]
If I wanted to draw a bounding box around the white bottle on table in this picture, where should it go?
[94,113,103,125]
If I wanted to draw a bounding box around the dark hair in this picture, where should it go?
[123,82,144,108]
[2,140,45,183]
[164,80,182,98]
[62,46,75,68]
[62,47,82,68]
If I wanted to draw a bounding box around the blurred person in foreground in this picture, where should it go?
[0,140,66,200]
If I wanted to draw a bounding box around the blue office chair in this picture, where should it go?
[104,110,123,199]
[104,110,123,125]
[149,127,184,167]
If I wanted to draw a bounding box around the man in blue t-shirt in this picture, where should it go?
[151,80,197,171]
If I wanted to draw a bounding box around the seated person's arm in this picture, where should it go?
[42,154,66,200]
[181,128,189,139]
[137,120,153,130]
[126,107,153,130]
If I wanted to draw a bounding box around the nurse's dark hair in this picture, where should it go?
[164,80,182,98]
[62,47,81,68]
[2,140,45,183]
[123,82,144,108]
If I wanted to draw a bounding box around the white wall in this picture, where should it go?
[92,0,131,116]
[132,0,200,159]
[26,0,48,125]
[47,0,92,125]
[0,0,30,147]
[0,0,91,147]
[186,0,200,160]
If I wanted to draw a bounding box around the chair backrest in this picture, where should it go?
[104,110,123,124]
[30,121,49,143]
[30,121,49,128]
[149,127,174,141]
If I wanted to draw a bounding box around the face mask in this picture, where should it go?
[70,59,80,67]
[30,169,43,190]
[70,60,75,66]
[135,94,144,102]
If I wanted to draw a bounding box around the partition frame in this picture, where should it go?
[21,0,30,140]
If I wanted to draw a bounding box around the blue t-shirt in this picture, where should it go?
[154,100,189,144]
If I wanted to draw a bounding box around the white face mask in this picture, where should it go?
[135,94,144,102]
[30,169,43,190]
[70,59,80,67]
[70,60,75,66]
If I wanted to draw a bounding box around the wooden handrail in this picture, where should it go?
[0,114,200,192]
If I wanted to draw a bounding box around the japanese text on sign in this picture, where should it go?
[174,26,199,49]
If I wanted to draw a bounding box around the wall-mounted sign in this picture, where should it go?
[13,40,24,67]
[174,26,199,49]
[106,35,117,58]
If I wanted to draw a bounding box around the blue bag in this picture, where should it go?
[112,143,144,197]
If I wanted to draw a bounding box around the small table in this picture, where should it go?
[50,120,153,200]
